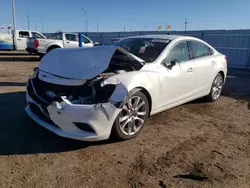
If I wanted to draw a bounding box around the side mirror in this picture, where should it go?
[163,59,177,69]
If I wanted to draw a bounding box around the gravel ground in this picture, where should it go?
[0,51,250,188]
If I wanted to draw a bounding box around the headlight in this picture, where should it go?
[100,77,120,87]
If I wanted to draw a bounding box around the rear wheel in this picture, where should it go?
[111,90,149,140]
[47,46,60,53]
[204,73,224,102]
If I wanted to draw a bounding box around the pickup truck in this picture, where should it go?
[27,32,97,57]
[0,29,46,51]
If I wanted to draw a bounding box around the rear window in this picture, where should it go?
[190,41,213,58]
[115,38,170,62]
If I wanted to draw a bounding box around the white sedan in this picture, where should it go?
[25,35,227,141]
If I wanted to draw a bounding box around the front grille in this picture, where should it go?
[32,76,92,102]
[29,103,60,129]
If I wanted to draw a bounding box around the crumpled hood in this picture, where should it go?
[39,46,144,80]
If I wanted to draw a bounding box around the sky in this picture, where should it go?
[0,0,250,33]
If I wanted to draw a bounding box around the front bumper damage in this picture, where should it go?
[25,78,127,141]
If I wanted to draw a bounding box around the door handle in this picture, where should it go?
[17,39,22,40]
[212,61,216,65]
[187,68,193,73]
[66,41,70,43]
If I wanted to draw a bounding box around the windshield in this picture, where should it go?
[115,38,170,62]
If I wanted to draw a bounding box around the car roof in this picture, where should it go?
[126,34,198,41]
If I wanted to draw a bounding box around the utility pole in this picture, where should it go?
[97,24,99,32]
[35,22,37,31]
[12,0,17,31]
[42,16,44,33]
[184,19,188,32]
[26,15,30,30]
[12,0,17,49]
[81,8,88,33]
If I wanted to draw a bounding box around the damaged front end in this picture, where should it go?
[25,46,143,141]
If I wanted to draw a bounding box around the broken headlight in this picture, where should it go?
[94,84,116,103]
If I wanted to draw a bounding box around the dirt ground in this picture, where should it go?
[0,51,250,188]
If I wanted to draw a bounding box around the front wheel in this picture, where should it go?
[111,90,149,141]
[204,73,224,102]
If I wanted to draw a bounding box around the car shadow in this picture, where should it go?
[0,82,27,86]
[222,69,250,101]
[0,91,110,155]
[0,51,28,56]
[0,56,40,62]
[190,69,250,103]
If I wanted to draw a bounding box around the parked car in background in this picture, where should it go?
[27,32,97,58]
[25,35,227,141]
[26,32,47,54]
[111,38,122,44]
[0,30,46,51]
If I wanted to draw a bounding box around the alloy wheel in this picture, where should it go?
[119,96,147,136]
[211,74,223,100]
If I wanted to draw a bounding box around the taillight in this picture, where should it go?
[34,39,39,48]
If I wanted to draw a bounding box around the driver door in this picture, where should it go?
[158,41,196,109]
[16,31,30,50]
[82,36,93,47]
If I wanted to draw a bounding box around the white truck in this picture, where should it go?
[27,32,97,58]
[0,29,46,52]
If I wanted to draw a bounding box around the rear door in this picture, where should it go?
[16,31,30,50]
[189,40,216,95]
[64,34,79,48]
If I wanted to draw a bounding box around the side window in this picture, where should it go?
[75,35,92,43]
[19,31,29,38]
[207,46,214,55]
[51,33,63,40]
[31,32,45,39]
[82,36,91,44]
[166,41,189,62]
[65,34,77,41]
[190,41,211,58]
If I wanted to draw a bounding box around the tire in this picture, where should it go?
[47,46,60,53]
[204,73,224,102]
[111,90,149,141]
